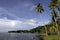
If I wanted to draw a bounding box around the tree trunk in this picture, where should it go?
[45,26,48,35]
[54,17,59,35]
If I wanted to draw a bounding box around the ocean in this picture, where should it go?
[0,33,42,40]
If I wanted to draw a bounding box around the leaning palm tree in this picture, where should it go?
[36,3,48,35]
[49,0,59,35]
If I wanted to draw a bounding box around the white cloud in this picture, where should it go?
[23,19,37,25]
[0,8,39,31]
[0,17,50,32]
[0,17,38,32]
[0,17,16,27]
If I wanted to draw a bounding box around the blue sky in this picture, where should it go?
[0,0,51,32]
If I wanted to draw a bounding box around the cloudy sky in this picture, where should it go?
[0,0,51,32]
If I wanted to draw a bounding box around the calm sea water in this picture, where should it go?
[0,33,42,40]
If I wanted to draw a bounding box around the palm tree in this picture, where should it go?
[36,3,48,35]
[49,0,59,35]
[36,3,44,13]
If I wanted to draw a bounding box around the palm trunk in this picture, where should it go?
[52,8,59,35]
[54,16,59,35]
[45,25,48,35]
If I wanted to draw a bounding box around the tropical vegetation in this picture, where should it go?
[36,0,60,35]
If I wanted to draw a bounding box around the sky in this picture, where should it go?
[0,0,51,32]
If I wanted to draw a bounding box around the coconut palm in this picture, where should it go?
[36,3,48,35]
[49,0,60,10]
[36,3,44,13]
[49,0,59,35]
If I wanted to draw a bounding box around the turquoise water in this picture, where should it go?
[0,33,42,40]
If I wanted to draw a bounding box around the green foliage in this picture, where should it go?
[30,26,45,33]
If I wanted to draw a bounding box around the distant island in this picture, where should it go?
[8,25,47,33]
[8,30,30,33]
